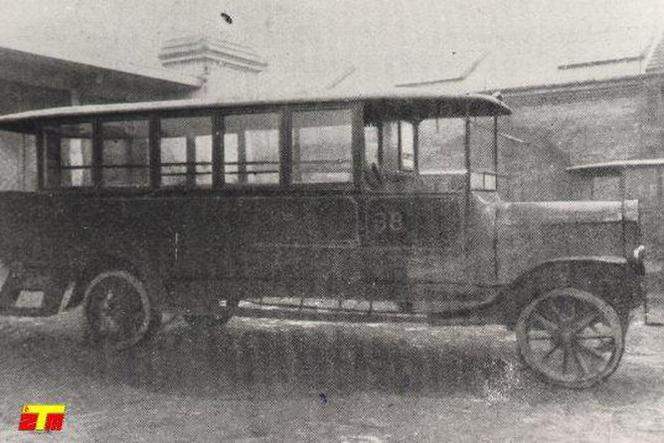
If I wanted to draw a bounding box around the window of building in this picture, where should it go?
[160,116,213,187]
[292,109,353,184]
[44,123,94,188]
[101,120,150,188]
[224,113,280,185]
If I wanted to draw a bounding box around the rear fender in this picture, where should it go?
[66,246,167,311]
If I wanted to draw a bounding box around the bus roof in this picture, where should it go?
[0,90,511,131]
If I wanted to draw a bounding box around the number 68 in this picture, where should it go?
[373,210,405,234]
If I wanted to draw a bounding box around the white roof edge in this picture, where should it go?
[395,52,489,87]
[644,27,664,72]
[567,158,664,171]
[0,90,511,124]
[0,44,204,88]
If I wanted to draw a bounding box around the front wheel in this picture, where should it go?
[84,270,161,350]
[515,287,625,388]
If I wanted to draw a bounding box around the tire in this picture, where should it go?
[515,287,624,389]
[84,270,161,350]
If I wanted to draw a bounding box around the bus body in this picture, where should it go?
[0,92,645,387]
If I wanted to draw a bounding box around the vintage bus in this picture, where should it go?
[0,91,645,388]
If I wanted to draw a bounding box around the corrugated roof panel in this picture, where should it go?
[557,29,652,70]
[325,49,487,93]
[645,32,664,73]
[365,27,662,95]
[392,50,487,86]
[401,30,657,95]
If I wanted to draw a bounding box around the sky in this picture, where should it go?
[0,0,662,82]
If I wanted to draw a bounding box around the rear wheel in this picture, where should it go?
[84,270,161,350]
[515,287,624,388]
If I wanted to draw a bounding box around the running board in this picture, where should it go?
[170,300,502,326]
[234,304,425,324]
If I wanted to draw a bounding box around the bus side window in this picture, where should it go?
[223,113,281,185]
[291,108,353,184]
[101,120,150,188]
[160,116,213,188]
[44,123,94,189]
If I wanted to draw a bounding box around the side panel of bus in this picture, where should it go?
[168,193,363,305]
[359,193,472,310]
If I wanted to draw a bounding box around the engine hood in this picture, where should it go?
[497,199,639,226]
[491,198,640,284]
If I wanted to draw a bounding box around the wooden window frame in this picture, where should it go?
[396,120,418,173]
[35,101,369,193]
[97,115,153,190]
[42,119,95,191]
[288,103,359,190]
[466,115,499,192]
[156,112,216,190]
[220,107,285,189]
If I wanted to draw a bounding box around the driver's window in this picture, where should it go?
[469,117,496,172]
[364,126,379,165]
[418,118,466,174]
[381,121,415,172]
[400,122,415,171]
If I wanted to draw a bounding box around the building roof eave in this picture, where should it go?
[0,44,204,90]
[478,72,664,98]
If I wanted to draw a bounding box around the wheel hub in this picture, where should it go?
[560,328,573,345]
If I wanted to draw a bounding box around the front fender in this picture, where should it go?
[501,256,643,327]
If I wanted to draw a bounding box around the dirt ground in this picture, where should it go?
[2,305,664,442]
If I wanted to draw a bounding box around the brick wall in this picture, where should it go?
[639,81,664,158]
[496,82,660,203]
[497,79,664,288]
[505,88,643,165]
[496,128,573,202]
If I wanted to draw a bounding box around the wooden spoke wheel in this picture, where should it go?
[515,288,624,388]
[85,270,160,350]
